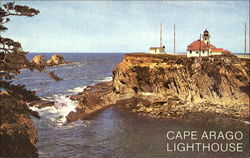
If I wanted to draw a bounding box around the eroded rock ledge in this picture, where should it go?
[67,53,250,122]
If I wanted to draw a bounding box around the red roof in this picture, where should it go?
[222,50,231,53]
[211,48,231,53]
[187,40,216,51]
[211,48,223,51]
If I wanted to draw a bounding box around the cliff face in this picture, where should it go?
[0,94,38,158]
[68,53,249,122]
[111,53,249,120]
[113,53,249,105]
[0,115,38,158]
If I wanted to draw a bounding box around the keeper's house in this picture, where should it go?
[187,29,230,57]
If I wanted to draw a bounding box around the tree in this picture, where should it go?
[0,3,42,157]
[0,2,40,101]
[0,2,60,121]
[0,3,64,157]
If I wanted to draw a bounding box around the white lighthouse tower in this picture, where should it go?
[202,29,210,44]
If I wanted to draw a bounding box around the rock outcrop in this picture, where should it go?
[68,53,250,122]
[29,99,55,109]
[48,54,65,66]
[0,115,38,158]
[0,93,38,158]
[67,82,116,122]
[32,55,46,65]
[113,53,249,104]
[32,54,66,66]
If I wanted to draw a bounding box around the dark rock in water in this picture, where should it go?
[68,53,250,122]
[67,82,115,122]
[29,100,55,108]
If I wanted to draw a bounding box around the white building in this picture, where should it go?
[187,29,230,57]
[149,46,166,54]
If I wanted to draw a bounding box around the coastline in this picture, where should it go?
[65,53,250,123]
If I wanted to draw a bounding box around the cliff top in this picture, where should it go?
[125,53,186,59]
[124,53,249,64]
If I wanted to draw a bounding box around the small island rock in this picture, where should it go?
[32,55,46,65]
[50,54,65,65]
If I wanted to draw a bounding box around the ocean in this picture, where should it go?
[15,53,249,158]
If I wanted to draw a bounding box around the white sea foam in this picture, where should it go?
[30,95,78,127]
[66,86,86,93]
[30,77,108,127]
[63,63,85,69]
[19,76,43,80]
[104,76,112,81]
[95,76,112,82]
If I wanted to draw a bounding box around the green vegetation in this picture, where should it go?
[0,2,41,125]
[0,3,62,157]
[0,2,59,124]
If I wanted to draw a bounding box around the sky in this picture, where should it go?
[2,1,249,53]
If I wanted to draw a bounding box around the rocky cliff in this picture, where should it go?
[113,53,249,104]
[0,94,38,158]
[68,53,249,122]
[0,115,38,158]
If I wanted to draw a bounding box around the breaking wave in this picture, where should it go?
[31,94,78,127]
[66,86,86,93]
[95,76,112,82]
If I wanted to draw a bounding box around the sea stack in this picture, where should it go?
[32,54,66,66]
[32,55,46,65]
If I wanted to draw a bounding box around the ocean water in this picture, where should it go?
[15,53,249,158]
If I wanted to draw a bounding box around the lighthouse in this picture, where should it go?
[202,29,210,44]
[187,29,230,57]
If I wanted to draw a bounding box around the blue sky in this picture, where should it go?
[2,1,249,53]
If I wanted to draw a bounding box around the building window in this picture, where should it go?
[190,50,192,54]
[196,51,198,54]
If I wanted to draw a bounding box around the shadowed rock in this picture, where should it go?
[29,99,55,108]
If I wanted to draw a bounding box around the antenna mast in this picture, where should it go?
[160,23,162,47]
[199,33,202,57]
[174,24,176,54]
[244,22,246,54]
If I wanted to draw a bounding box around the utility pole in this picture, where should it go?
[199,33,201,57]
[174,24,176,54]
[244,22,246,54]
[160,23,163,48]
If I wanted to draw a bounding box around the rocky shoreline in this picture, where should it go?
[0,93,39,158]
[66,53,250,122]
[0,54,69,158]
[0,114,38,158]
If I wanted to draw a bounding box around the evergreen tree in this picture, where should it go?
[0,2,60,122]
